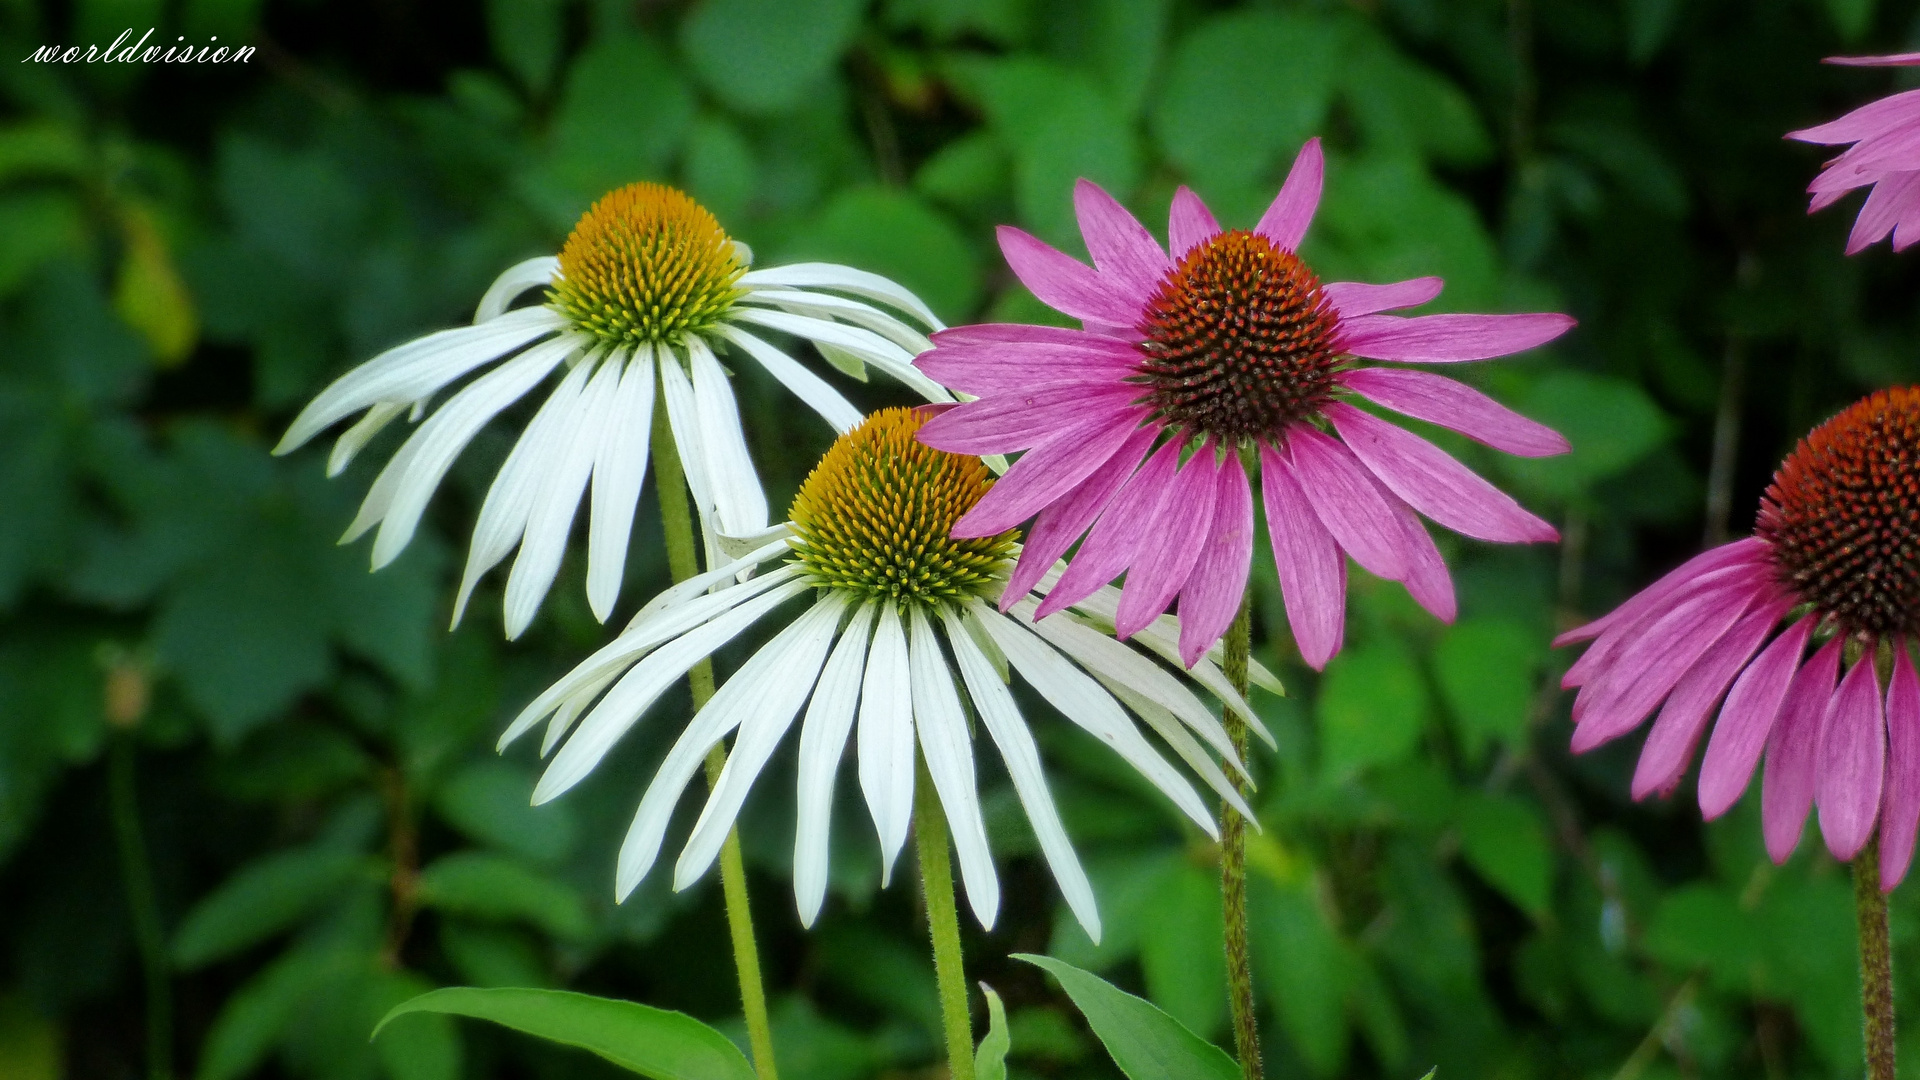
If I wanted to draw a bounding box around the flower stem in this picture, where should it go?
[1856,835,1896,1080]
[110,735,173,1080]
[1220,591,1261,1080]
[650,398,779,1080]
[915,754,975,1079]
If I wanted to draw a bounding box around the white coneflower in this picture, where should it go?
[498,408,1278,937]
[273,183,951,638]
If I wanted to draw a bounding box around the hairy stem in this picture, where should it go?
[1856,836,1896,1080]
[1220,593,1261,1080]
[110,736,173,1080]
[915,755,975,1079]
[651,398,779,1080]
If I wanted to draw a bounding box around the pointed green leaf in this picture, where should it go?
[974,983,1010,1080]
[373,987,756,1080]
[1014,954,1240,1080]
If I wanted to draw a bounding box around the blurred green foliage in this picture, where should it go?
[3,0,1920,1078]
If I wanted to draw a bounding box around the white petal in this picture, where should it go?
[858,604,916,884]
[586,348,657,621]
[674,595,848,889]
[943,606,1099,941]
[503,353,624,639]
[474,256,560,323]
[451,351,597,628]
[275,306,564,454]
[362,334,579,568]
[687,337,770,536]
[794,601,876,926]
[626,539,793,629]
[541,666,622,757]
[735,288,934,354]
[730,308,953,403]
[531,577,809,802]
[326,401,407,478]
[615,593,837,900]
[658,347,715,524]
[1096,675,1254,821]
[709,522,796,563]
[968,599,1217,838]
[739,262,944,330]
[910,607,998,929]
[498,563,801,750]
[718,326,863,434]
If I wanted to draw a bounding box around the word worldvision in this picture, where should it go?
[23,29,253,64]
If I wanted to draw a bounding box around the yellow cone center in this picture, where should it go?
[550,183,745,348]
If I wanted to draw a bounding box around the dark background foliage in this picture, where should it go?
[3,0,1920,1077]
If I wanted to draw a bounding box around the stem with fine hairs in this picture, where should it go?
[1219,592,1261,1080]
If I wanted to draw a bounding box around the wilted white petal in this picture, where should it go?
[475,256,560,323]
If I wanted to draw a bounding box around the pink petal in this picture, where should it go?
[1035,441,1184,619]
[1074,179,1169,306]
[952,411,1151,537]
[1260,445,1345,670]
[1340,312,1576,362]
[1115,450,1220,639]
[1382,493,1456,623]
[1789,88,1920,144]
[1554,538,1768,648]
[1818,650,1887,861]
[1811,121,1920,191]
[1168,186,1221,259]
[1322,277,1445,319]
[1176,452,1254,667]
[1698,615,1816,819]
[1827,52,1920,66]
[932,324,1126,348]
[1326,403,1558,544]
[996,226,1144,327]
[1255,137,1324,252]
[916,383,1140,455]
[1339,367,1570,458]
[1286,426,1410,581]
[1569,583,1767,754]
[1631,599,1792,800]
[1881,641,1920,889]
[1847,172,1920,253]
[1762,637,1844,863]
[915,339,1140,397]
[1000,426,1157,608]
[1563,564,1773,690]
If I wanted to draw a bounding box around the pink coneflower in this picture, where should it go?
[1558,387,1920,890]
[1790,54,1920,253]
[912,139,1573,670]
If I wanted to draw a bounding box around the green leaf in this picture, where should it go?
[374,987,757,1080]
[547,34,695,201]
[683,116,757,226]
[974,983,1010,1080]
[1151,10,1350,190]
[1456,794,1554,919]
[1317,640,1429,780]
[0,122,89,184]
[0,194,86,298]
[113,202,199,365]
[1014,954,1241,1080]
[195,947,368,1080]
[1311,154,1501,309]
[680,0,866,114]
[1340,35,1491,166]
[0,995,59,1080]
[1622,0,1682,63]
[415,852,592,941]
[1826,0,1875,41]
[1501,372,1668,500]
[432,759,576,865]
[780,186,982,320]
[1432,618,1544,762]
[1249,878,1351,1077]
[488,0,562,94]
[1137,864,1226,1039]
[172,847,374,968]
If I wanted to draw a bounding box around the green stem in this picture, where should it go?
[1219,592,1261,1080]
[650,398,779,1080]
[914,754,975,1080]
[1856,835,1896,1080]
[110,735,173,1080]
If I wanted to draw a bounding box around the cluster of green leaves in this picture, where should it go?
[5,0,1920,1078]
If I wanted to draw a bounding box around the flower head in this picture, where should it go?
[501,408,1276,937]
[914,140,1572,669]
[1558,388,1920,890]
[273,182,953,638]
[1790,54,1920,253]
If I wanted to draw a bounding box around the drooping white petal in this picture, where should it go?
[909,607,999,928]
[739,262,944,330]
[674,595,848,889]
[326,401,407,477]
[451,350,598,628]
[943,607,1098,939]
[730,308,953,403]
[616,594,840,900]
[858,604,916,884]
[504,353,624,639]
[541,665,622,758]
[359,334,580,568]
[968,599,1217,837]
[531,578,810,802]
[687,337,770,536]
[625,539,793,629]
[586,347,657,621]
[735,288,934,354]
[1096,675,1254,821]
[708,522,796,563]
[794,601,877,927]
[718,326,863,434]
[474,256,561,323]
[276,306,565,454]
